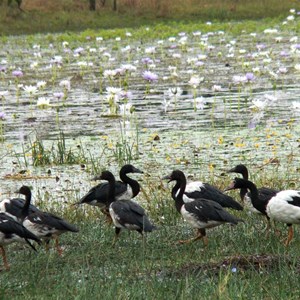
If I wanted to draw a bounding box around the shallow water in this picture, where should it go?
[0,22,300,202]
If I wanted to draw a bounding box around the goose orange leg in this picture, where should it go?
[54,236,63,256]
[178,229,208,246]
[284,225,293,247]
[112,227,121,247]
[0,246,10,271]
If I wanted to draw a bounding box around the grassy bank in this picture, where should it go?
[1,0,300,35]
[1,193,300,299]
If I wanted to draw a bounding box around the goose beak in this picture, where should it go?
[162,175,172,183]
[227,167,236,173]
[132,167,143,174]
[224,182,235,192]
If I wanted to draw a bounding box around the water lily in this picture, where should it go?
[37,97,51,109]
[292,101,300,110]
[12,70,23,77]
[142,71,158,82]
[188,75,203,89]
[59,79,71,91]
[23,85,38,95]
[250,99,268,110]
[212,85,222,92]
[194,96,207,111]
[37,80,47,90]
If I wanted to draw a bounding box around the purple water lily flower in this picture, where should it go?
[54,92,64,99]
[0,112,6,120]
[12,70,23,77]
[141,57,153,65]
[0,66,6,73]
[246,72,255,82]
[142,71,158,82]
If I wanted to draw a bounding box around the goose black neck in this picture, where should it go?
[106,175,116,206]
[21,190,32,219]
[244,180,267,215]
[174,174,186,212]
[120,170,140,197]
[171,181,180,201]
[241,168,249,180]
[240,168,249,201]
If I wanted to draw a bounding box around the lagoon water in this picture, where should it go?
[0,21,300,203]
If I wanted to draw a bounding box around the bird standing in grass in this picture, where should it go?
[225,177,300,246]
[227,164,279,214]
[17,186,79,255]
[0,212,41,271]
[99,170,156,245]
[0,195,40,222]
[171,171,243,211]
[163,170,243,246]
[76,164,143,221]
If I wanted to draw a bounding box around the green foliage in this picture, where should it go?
[1,0,299,36]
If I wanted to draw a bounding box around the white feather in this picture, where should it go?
[180,205,222,229]
[267,190,300,223]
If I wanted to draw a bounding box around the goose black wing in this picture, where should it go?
[184,182,243,211]
[3,198,39,219]
[184,199,242,224]
[78,181,127,204]
[0,213,40,243]
[28,211,79,233]
[111,200,154,232]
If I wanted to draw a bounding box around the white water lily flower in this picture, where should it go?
[23,85,38,95]
[37,97,51,108]
[212,85,222,92]
[121,45,131,53]
[103,69,117,78]
[232,75,247,85]
[167,87,183,97]
[119,103,133,116]
[264,94,277,103]
[172,53,181,59]
[106,87,122,95]
[36,81,47,89]
[59,80,71,91]
[264,29,278,34]
[194,97,207,110]
[250,99,268,110]
[121,64,137,73]
[295,64,300,71]
[188,75,203,88]
[292,102,300,110]
[145,46,156,54]
[287,15,295,21]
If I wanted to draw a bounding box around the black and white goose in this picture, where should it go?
[0,195,40,222]
[171,172,243,211]
[99,170,156,245]
[163,170,243,246]
[77,164,143,208]
[227,164,279,214]
[225,177,300,246]
[17,186,79,255]
[0,212,41,271]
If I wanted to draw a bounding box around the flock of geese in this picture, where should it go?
[1,163,300,271]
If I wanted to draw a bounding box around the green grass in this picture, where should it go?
[1,0,300,36]
[1,183,300,299]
